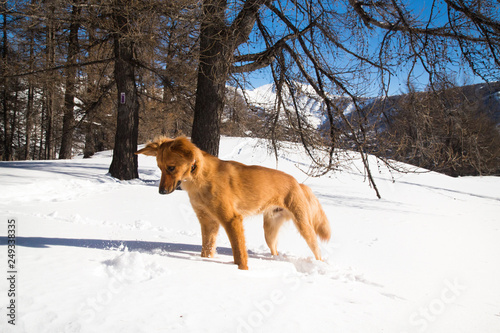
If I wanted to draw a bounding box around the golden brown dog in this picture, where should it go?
[136,137,331,270]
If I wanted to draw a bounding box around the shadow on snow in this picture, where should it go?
[0,236,263,265]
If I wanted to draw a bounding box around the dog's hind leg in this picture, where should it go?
[286,198,322,261]
[293,214,322,260]
[263,208,289,256]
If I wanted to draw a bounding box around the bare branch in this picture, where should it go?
[348,0,496,43]
[231,20,315,73]
[1,58,114,79]
[443,0,500,35]
[228,0,271,48]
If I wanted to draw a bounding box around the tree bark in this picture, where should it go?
[25,21,35,160]
[44,6,55,160]
[59,4,81,159]
[2,8,11,161]
[191,0,268,156]
[25,81,34,160]
[191,0,229,156]
[108,3,139,180]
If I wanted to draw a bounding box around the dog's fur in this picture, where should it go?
[136,137,331,270]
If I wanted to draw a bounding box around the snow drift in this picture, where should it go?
[1,137,499,333]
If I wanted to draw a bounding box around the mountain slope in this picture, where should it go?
[235,81,500,129]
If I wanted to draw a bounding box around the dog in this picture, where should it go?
[136,137,331,270]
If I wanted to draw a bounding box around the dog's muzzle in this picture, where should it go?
[159,181,182,195]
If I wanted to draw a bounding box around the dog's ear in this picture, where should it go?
[136,136,174,156]
[169,137,195,160]
[135,142,160,156]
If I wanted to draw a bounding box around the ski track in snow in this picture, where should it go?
[1,137,499,333]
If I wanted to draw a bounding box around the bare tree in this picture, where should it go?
[43,2,57,160]
[108,0,198,179]
[59,2,81,159]
[379,79,500,176]
[2,0,498,191]
[1,1,11,161]
[190,0,271,155]
[189,0,499,197]
[107,0,141,180]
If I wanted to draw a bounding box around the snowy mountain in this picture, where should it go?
[1,136,500,333]
[234,82,343,129]
[235,81,500,130]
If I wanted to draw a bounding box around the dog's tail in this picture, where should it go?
[300,184,331,242]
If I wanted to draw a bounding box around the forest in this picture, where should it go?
[1,0,499,190]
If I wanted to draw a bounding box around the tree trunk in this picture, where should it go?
[44,7,55,160]
[108,4,139,180]
[25,18,36,160]
[25,82,34,160]
[191,0,266,156]
[44,89,54,159]
[83,120,95,159]
[191,57,228,156]
[38,102,45,160]
[59,4,81,159]
[191,0,229,156]
[2,9,11,161]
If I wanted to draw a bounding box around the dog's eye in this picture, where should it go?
[167,166,176,173]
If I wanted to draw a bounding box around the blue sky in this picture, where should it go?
[233,0,493,97]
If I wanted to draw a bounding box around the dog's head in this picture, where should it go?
[135,137,199,195]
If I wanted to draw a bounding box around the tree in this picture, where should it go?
[108,0,140,180]
[191,0,270,156]
[0,0,198,174]
[43,2,57,160]
[1,0,498,191]
[1,2,11,161]
[59,2,81,159]
[380,80,500,176]
[108,0,198,179]
[189,0,499,197]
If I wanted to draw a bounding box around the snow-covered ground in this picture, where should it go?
[1,137,499,333]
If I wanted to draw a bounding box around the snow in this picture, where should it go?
[241,83,330,128]
[1,136,500,333]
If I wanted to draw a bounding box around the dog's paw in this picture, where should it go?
[237,263,249,270]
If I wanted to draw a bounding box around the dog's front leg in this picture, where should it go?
[221,215,248,270]
[195,210,220,258]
